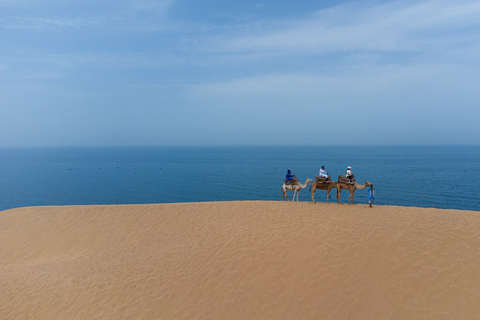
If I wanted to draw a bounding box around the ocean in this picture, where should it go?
[0,146,479,212]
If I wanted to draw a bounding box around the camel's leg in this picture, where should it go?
[283,186,292,201]
[348,191,353,205]
[285,186,293,201]
[337,189,342,204]
[326,189,330,204]
[352,190,356,205]
[311,186,316,203]
[296,190,300,202]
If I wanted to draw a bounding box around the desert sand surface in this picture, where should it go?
[1,201,480,319]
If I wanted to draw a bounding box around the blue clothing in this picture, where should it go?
[368,189,375,202]
[286,172,294,181]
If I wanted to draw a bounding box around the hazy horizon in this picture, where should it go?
[1,144,479,149]
[2,0,480,147]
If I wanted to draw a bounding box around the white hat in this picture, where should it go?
[347,166,351,169]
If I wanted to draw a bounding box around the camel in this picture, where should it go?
[310,181,338,204]
[281,178,313,202]
[336,176,373,205]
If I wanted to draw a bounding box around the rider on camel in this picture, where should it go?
[285,170,298,185]
[319,165,332,183]
[346,166,355,184]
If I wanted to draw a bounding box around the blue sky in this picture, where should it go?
[1,0,480,146]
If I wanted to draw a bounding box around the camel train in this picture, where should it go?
[281,172,373,204]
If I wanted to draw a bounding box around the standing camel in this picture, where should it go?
[310,181,337,204]
[281,178,313,202]
[336,177,373,205]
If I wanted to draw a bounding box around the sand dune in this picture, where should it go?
[1,201,480,319]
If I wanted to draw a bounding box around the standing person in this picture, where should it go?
[319,165,331,182]
[368,185,375,207]
[346,166,354,184]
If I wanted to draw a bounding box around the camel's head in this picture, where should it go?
[307,178,313,183]
[366,181,373,187]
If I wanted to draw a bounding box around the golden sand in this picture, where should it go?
[1,201,480,319]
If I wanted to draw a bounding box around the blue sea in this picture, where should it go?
[0,146,479,212]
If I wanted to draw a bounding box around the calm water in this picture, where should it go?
[0,146,479,211]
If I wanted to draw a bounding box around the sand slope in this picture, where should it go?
[1,201,480,319]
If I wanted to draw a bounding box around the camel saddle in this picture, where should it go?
[338,174,356,184]
[284,179,297,185]
[315,176,330,183]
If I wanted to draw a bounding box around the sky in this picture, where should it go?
[1,0,480,146]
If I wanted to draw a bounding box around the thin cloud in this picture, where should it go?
[191,73,326,96]
[0,17,102,29]
[210,0,480,56]
[0,0,176,30]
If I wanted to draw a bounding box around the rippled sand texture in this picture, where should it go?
[1,201,480,319]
